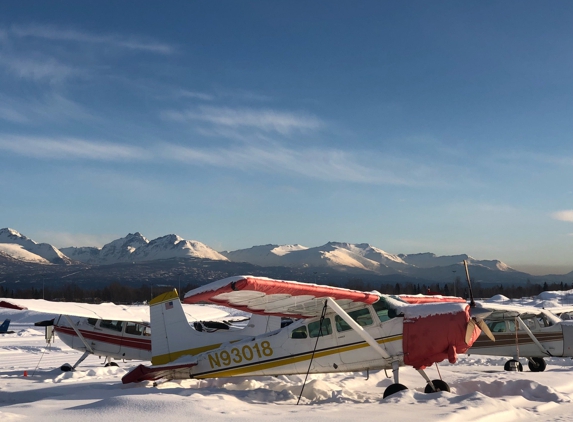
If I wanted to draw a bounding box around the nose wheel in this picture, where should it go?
[383,363,451,398]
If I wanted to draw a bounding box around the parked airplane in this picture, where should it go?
[468,301,573,372]
[0,296,279,371]
[0,319,15,334]
[122,273,493,398]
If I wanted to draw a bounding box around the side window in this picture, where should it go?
[86,318,98,326]
[100,320,124,332]
[372,298,398,322]
[507,320,516,332]
[308,318,333,338]
[143,326,151,336]
[487,321,506,333]
[335,308,373,332]
[291,326,308,339]
[522,318,536,330]
[125,322,144,336]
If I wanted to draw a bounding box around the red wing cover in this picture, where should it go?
[122,362,197,384]
[183,276,380,318]
[399,295,467,305]
[402,304,480,369]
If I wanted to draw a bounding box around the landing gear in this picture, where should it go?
[104,362,119,367]
[504,359,523,372]
[424,379,450,393]
[528,357,546,372]
[383,383,408,398]
[60,363,73,372]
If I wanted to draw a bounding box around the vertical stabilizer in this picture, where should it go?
[0,319,11,333]
[150,291,199,365]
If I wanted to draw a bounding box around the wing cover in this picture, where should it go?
[183,276,380,318]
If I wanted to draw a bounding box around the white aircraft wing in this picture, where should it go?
[183,275,381,318]
[475,301,561,323]
[0,297,231,323]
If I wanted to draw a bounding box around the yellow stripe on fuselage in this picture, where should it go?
[194,334,403,379]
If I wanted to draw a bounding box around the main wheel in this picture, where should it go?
[60,363,73,372]
[528,357,547,372]
[383,383,408,398]
[104,362,119,367]
[424,379,450,393]
[504,359,523,372]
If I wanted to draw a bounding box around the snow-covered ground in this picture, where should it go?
[3,305,573,421]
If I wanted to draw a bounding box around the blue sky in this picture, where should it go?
[1,1,572,274]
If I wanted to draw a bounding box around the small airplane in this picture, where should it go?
[0,318,15,334]
[467,301,573,372]
[0,297,280,371]
[122,267,493,398]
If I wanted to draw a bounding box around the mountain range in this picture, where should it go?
[2,227,570,284]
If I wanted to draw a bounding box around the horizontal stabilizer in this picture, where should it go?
[122,361,197,384]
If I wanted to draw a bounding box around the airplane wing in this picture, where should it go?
[183,275,381,318]
[0,298,231,324]
[475,301,561,323]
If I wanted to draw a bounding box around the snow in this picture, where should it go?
[3,299,573,420]
[0,244,50,264]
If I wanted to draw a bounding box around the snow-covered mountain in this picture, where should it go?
[0,228,73,265]
[0,228,521,279]
[224,242,410,275]
[62,232,228,265]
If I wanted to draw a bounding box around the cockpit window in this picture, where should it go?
[100,320,124,332]
[373,298,399,322]
[335,308,373,332]
[86,318,98,326]
[487,320,506,333]
[291,326,308,339]
[125,322,144,336]
[308,318,333,338]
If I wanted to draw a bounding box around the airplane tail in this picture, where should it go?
[0,319,11,333]
[149,290,201,365]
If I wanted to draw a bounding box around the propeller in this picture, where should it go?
[463,259,495,344]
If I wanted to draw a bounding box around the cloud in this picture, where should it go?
[0,136,149,161]
[10,24,174,54]
[35,231,119,248]
[162,106,324,135]
[0,93,94,123]
[0,54,76,83]
[175,90,215,101]
[552,210,573,222]
[161,143,426,186]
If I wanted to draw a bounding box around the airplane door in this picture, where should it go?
[93,320,123,356]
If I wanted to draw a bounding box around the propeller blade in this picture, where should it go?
[463,260,475,307]
[477,319,495,342]
[465,319,476,345]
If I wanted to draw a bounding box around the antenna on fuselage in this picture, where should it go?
[463,260,475,307]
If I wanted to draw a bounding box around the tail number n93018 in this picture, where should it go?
[208,341,273,369]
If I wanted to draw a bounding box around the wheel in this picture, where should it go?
[528,357,546,372]
[424,379,450,393]
[383,383,408,398]
[504,359,523,372]
[104,362,119,367]
[60,363,73,372]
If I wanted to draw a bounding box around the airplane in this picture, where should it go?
[467,301,573,372]
[122,271,494,398]
[0,318,15,334]
[0,296,280,372]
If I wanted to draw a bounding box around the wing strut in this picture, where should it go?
[516,316,553,357]
[326,298,392,360]
[63,315,94,355]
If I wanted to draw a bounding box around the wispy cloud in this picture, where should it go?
[552,210,573,222]
[0,136,149,161]
[10,24,174,54]
[0,93,95,123]
[0,54,76,83]
[175,90,215,101]
[35,230,119,248]
[162,106,324,135]
[161,143,432,186]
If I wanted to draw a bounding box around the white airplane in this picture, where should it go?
[467,301,573,372]
[122,273,493,398]
[0,297,280,371]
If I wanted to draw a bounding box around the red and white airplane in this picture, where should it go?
[0,297,280,371]
[122,272,493,398]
